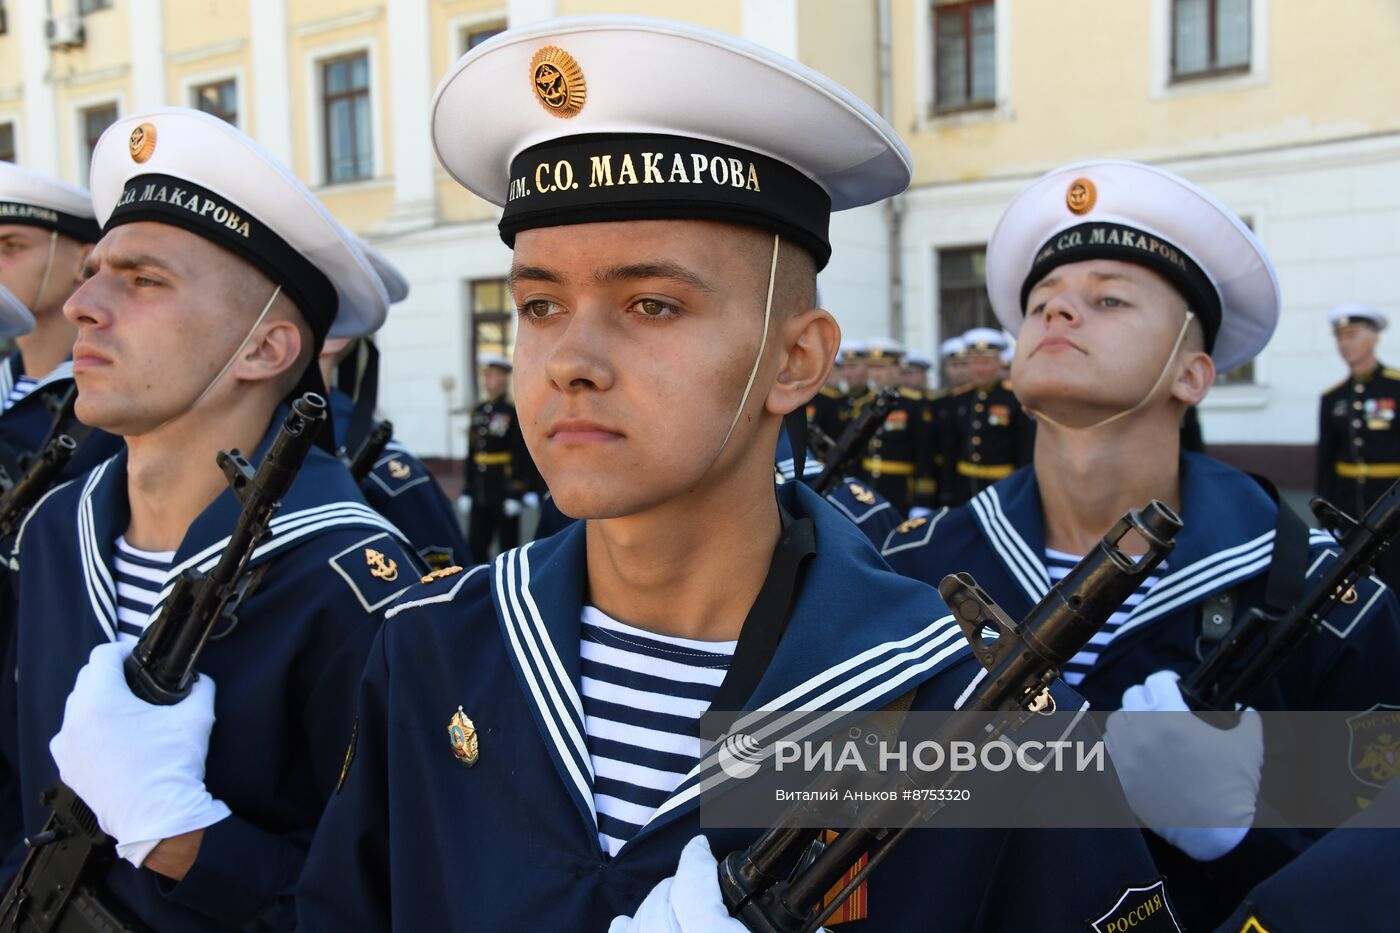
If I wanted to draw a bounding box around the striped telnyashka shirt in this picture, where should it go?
[113,536,176,643]
[3,376,37,412]
[1045,547,1166,687]
[579,606,735,857]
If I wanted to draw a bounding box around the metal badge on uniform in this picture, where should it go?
[847,483,876,506]
[988,404,1011,427]
[1347,703,1400,792]
[420,564,465,584]
[1090,879,1183,933]
[1066,177,1096,215]
[530,45,587,118]
[449,705,480,766]
[895,516,927,534]
[387,459,412,480]
[128,122,157,163]
[364,547,399,582]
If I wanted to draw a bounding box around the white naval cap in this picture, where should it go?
[962,327,1008,353]
[939,336,967,359]
[0,282,35,339]
[904,351,933,370]
[353,235,410,306]
[0,162,101,243]
[986,160,1278,375]
[479,352,513,372]
[1329,303,1387,332]
[87,108,387,343]
[865,336,906,361]
[431,16,913,270]
[999,344,1015,365]
[837,339,869,363]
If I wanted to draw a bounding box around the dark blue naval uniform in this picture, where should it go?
[3,414,421,930]
[299,481,1169,932]
[776,432,904,547]
[329,388,469,571]
[881,453,1400,926]
[0,354,122,480]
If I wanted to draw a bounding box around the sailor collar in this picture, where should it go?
[68,409,407,642]
[0,352,76,410]
[488,480,970,851]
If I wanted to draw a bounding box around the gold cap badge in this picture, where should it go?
[129,123,157,163]
[449,705,479,766]
[1066,177,1096,215]
[530,45,586,118]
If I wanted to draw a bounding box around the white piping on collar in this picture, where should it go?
[968,488,1049,605]
[880,506,950,555]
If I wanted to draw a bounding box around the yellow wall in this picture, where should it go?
[556,0,741,36]
[799,0,880,111]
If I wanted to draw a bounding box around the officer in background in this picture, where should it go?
[939,335,970,390]
[5,108,419,928]
[853,337,937,516]
[803,342,847,442]
[836,337,869,418]
[322,238,471,570]
[0,162,121,476]
[900,350,934,393]
[1317,303,1400,519]
[463,353,537,562]
[938,326,1033,507]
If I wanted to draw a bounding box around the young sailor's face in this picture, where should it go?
[1335,324,1378,368]
[0,223,86,317]
[1013,258,1196,421]
[63,223,261,435]
[510,219,778,519]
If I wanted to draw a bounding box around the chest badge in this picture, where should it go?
[365,548,399,582]
[387,459,412,480]
[449,706,480,766]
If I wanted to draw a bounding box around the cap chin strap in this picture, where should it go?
[713,233,780,461]
[189,285,283,411]
[1027,309,1195,432]
[28,231,58,315]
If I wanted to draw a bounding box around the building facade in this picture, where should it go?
[2,0,1397,479]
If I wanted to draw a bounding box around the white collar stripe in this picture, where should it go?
[31,361,75,395]
[1112,549,1273,641]
[384,565,485,620]
[1127,532,1274,620]
[969,492,1046,604]
[987,488,1049,589]
[518,544,591,726]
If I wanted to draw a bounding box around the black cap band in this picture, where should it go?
[1020,222,1222,352]
[105,173,337,343]
[0,201,102,243]
[499,133,834,269]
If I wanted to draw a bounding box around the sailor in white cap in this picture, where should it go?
[1318,302,1400,519]
[882,160,1400,929]
[461,350,539,561]
[0,283,35,343]
[900,350,933,392]
[320,237,472,571]
[937,326,1033,507]
[939,335,970,390]
[301,18,1164,933]
[10,108,419,929]
[0,162,122,476]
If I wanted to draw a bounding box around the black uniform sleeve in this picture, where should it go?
[1316,393,1336,501]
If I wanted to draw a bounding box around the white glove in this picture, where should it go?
[522,492,541,510]
[503,498,523,518]
[907,506,933,519]
[609,836,750,932]
[1105,670,1262,862]
[50,642,231,868]
[456,494,472,512]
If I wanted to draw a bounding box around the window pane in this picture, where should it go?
[465,25,504,50]
[1173,0,1210,75]
[350,55,368,90]
[329,98,353,182]
[935,9,967,110]
[0,124,13,163]
[352,95,372,177]
[937,246,995,362]
[1215,0,1251,68]
[970,27,996,102]
[324,60,346,95]
[194,79,237,124]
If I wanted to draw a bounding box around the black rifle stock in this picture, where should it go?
[810,389,898,497]
[0,436,79,543]
[1181,479,1400,712]
[343,419,394,485]
[0,394,328,933]
[719,501,1183,933]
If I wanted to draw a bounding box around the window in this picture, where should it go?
[470,278,513,400]
[462,22,505,53]
[77,0,112,13]
[321,53,372,184]
[1172,0,1250,81]
[0,123,13,163]
[80,103,117,184]
[933,0,995,113]
[937,246,996,343]
[1,2,8,36]
[192,79,237,125]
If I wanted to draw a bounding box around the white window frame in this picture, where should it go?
[304,37,383,189]
[179,67,245,131]
[69,90,123,186]
[914,0,1014,130]
[1151,0,1269,100]
[447,9,508,62]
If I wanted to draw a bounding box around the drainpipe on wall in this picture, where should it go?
[877,0,905,342]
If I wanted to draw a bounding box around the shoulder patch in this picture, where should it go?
[327,531,415,613]
[1383,368,1400,381]
[1090,878,1183,933]
[880,507,949,556]
[951,383,976,396]
[819,385,843,399]
[846,482,877,506]
[897,387,923,401]
[1323,376,1350,394]
[366,454,432,499]
[421,565,465,584]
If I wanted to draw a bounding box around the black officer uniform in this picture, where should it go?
[851,386,936,514]
[804,384,846,444]
[1317,362,1400,519]
[465,384,537,562]
[939,377,1034,507]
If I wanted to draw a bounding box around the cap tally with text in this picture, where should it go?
[430,16,913,270]
[0,283,35,340]
[87,107,387,343]
[986,160,1279,375]
[962,327,1008,353]
[479,352,512,372]
[0,162,101,243]
[1329,303,1387,333]
[940,336,967,359]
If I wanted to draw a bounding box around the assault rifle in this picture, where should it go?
[1181,480,1400,712]
[810,389,899,497]
[0,393,328,932]
[719,501,1183,933]
[0,435,79,543]
[343,419,394,485]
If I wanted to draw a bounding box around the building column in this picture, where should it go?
[249,0,293,167]
[382,0,436,232]
[17,2,60,176]
[127,0,166,112]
